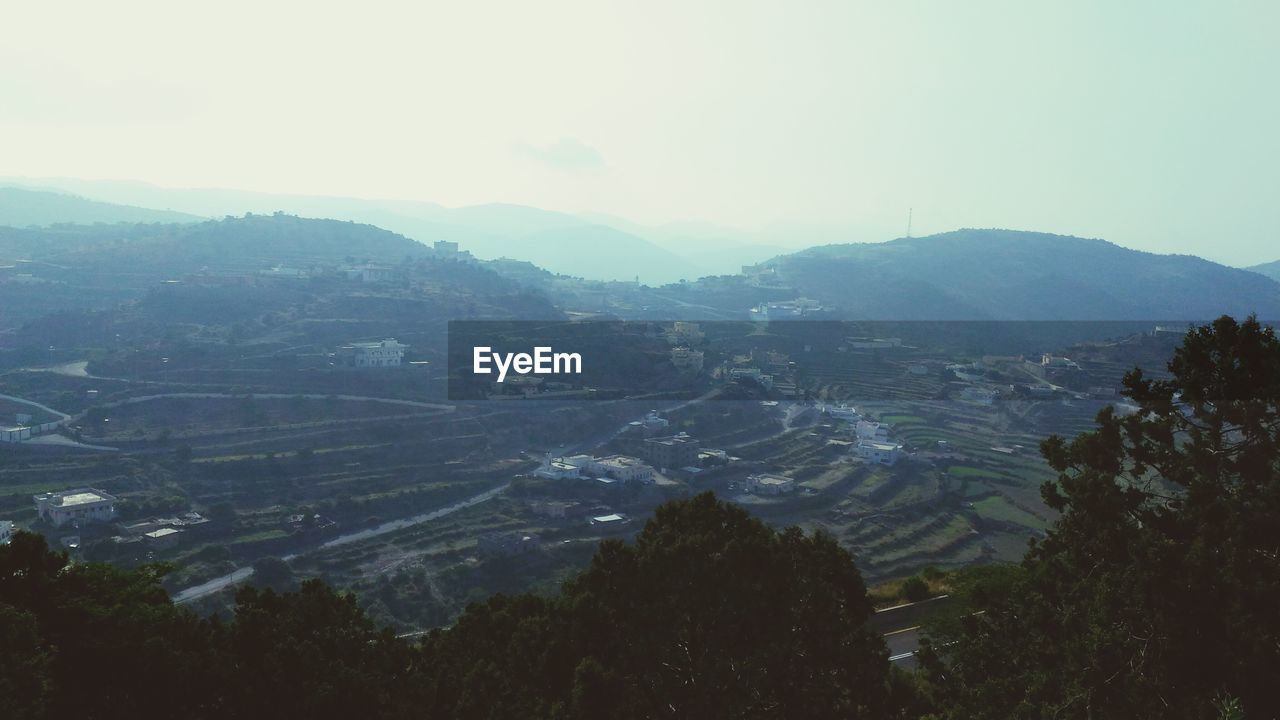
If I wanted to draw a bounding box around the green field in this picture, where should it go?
[972,495,1047,530]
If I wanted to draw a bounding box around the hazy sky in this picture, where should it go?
[3,1,1278,264]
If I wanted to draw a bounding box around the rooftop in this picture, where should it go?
[36,489,116,508]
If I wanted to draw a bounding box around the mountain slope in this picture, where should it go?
[1246,259,1280,283]
[0,179,728,282]
[0,186,202,227]
[766,229,1280,320]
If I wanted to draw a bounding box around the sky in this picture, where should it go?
[2,1,1278,264]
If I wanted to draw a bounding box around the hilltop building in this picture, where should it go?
[33,488,117,528]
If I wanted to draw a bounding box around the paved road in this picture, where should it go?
[884,626,923,669]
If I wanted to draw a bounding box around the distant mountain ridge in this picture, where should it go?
[1246,259,1280,283]
[0,178,776,282]
[762,229,1280,320]
[0,186,203,227]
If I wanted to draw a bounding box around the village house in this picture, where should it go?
[855,440,903,466]
[743,473,797,495]
[33,488,118,528]
[642,432,701,470]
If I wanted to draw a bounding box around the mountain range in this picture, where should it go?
[3,181,1280,323]
[763,229,1280,320]
[0,180,788,283]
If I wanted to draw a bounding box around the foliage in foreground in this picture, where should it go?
[0,494,897,719]
[917,316,1280,719]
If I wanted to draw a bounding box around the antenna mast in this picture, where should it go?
[906,207,913,238]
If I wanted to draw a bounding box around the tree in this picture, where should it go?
[920,316,1280,718]
[421,493,894,718]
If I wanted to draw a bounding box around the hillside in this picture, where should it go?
[1246,259,1280,283]
[763,229,1280,320]
[0,179,744,282]
[0,186,202,227]
[0,214,559,346]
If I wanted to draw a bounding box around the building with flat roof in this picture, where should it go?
[33,488,118,527]
[143,527,181,551]
[590,513,628,527]
[643,432,701,470]
[855,440,902,466]
[743,473,796,495]
[561,454,655,484]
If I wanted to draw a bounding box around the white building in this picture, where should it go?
[143,527,181,551]
[0,520,13,545]
[824,403,861,423]
[591,513,628,528]
[340,339,407,368]
[560,454,655,484]
[744,473,796,495]
[855,440,902,465]
[534,453,583,480]
[33,488,118,527]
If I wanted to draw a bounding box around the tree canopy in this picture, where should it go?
[918,316,1280,718]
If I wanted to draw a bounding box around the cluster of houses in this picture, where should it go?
[820,404,905,466]
[27,487,216,553]
[535,452,656,485]
[257,241,474,283]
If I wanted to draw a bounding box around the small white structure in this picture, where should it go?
[591,513,628,527]
[743,473,796,495]
[143,527,181,551]
[855,440,902,466]
[340,339,407,368]
[1040,354,1080,370]
[0,520,13,545]
[534,453,583,480]
[33,488,118,528]
[824,403,861,423]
